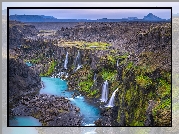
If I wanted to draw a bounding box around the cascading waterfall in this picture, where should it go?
[100,80,108,103]
[105,88,119,107]
[64,52,68,69]
[117,59,119,67]
[65,73,68,78]
[92,73,97,87]
[93,73,97,81]
[75,50,82,71]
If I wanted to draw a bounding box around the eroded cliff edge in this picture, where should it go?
[9,21,171,126]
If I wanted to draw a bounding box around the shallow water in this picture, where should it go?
[9,116,41,126]
[25,62,33,67]
[9,77,100,126]
[40,77,100,126]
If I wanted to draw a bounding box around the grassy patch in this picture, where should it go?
[136,75,152,88]
[101,68,117,82]
[40,59,57,76]
[58,41,111,50]
[79,80,93,93]
[157,79,171,98]
[25,57,42,64]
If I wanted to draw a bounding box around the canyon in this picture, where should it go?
[8,20,171,126]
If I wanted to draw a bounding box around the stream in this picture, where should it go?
[10,77,101,126]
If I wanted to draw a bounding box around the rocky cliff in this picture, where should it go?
[8,21,83,126]
[9,58,42,116]
[9,21,38,49]
[9,21,171,126]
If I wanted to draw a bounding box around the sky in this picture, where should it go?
[2,2,179,19]
[1,2,179,14]
[8,9,171,19]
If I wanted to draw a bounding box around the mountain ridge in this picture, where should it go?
[9,13,170,22]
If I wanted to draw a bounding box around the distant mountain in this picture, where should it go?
[9,15,58,22]
[9,13,170,22]
[143,13,165,21]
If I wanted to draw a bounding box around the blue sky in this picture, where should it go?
[2,2,179,19]
[8,9,171,19]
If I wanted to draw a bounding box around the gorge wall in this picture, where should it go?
[9,21,171,126]
[9,58,42,116]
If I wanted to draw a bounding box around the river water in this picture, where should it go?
[10,77,100,126]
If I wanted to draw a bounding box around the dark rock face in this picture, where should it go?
[9,21,171,126]
[117,66,123,81]
[137,24,171,52]
[144,100,155,126]
[11,94,82,126]
[26,22,78,30]
[94,107,119,126]
[9,58,41,107]
[9,21,38,49]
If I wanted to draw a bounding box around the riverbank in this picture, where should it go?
[11,94,82,126]
[9,20,171,126]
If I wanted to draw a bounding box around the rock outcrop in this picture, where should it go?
[9,21,38,49]
[12,94,82,126]
[9,21,171,126]
[9,58,41,106]
[95,107,119,126]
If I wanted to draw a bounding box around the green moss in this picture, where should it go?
[117,53,171,126]
[78,79,99,98]
[153,98,171,114]
[106,55,116,65]
[126,61,134,71]
[130,120,144,126]
[152,97,171,126]
[136,75,152,88]
[79,80,93,93]
[60,41,111,50]
[40,59,57,76]
[86,42,111,49]
[101,68,117,82]
[125,86,138,103]
[118,52,129,59]
[157,79,171,98]
[89,89,99,97]
[26,58,41,64]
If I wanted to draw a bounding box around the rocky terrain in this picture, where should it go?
[55,22,170,53]
[26,22,79,30]
[11,94,81,126]
[9,58,41,110]
[9,21,38,49]
[9,56,82,126]
[9,20,171,126]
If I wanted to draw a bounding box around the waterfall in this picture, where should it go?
[100,80,108,103]
[64,52,68,69]
[117,59,119,67]
[65,73,68,78]
[75,50,82,71]
[93,73,97,81]
[106,88,119,107]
